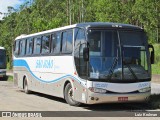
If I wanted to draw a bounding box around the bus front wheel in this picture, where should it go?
[24,78,31,94]
[64,83,81,106]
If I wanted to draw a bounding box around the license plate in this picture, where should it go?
[118,97,128,101]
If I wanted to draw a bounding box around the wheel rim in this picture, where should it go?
[68,87,73,101]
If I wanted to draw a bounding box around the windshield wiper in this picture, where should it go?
[125,64,138,80]
[106,57,118,79]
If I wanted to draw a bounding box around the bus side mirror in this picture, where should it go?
[83,47,89,61]
[148,44,154,64]
[151,51,154,64]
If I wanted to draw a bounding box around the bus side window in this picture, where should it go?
[52,32,61,54]
[19,39,26,56]
[26,38,33,55]
[33,36,42,55]
[66,30,73,53]
[42,35,50,54]
[62,29,73,53]
[14,40,20,56]
[62,31,67,53]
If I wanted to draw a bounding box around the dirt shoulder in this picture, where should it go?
[152,75,160,84]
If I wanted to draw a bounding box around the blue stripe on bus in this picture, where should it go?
[13,59,85,85]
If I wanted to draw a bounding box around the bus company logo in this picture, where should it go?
[94,83,108,89]
[138,83,149,88]
[36,60,53,69]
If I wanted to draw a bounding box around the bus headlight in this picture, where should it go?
[138,87,151,93]
[89,87,106,93]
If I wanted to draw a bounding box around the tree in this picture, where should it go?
[0,0,159,69]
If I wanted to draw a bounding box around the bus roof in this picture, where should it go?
[15,22,142,40]
[76,22,142,29]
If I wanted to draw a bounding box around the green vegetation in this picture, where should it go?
[7,76,13,82]
[0,0,159,70]
[152,44,160,74]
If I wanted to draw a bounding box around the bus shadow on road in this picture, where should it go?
[81,94,160,111]
[29,91,67,104]
[20,90,160,111]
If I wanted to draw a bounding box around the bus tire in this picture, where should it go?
[24,78,31,94]
[64,83,81,106]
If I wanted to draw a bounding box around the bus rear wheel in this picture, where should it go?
[24,78,31,94]
[64,83,81,106]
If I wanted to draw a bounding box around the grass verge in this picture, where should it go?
[7,76,13,82]
[152,44,160,74]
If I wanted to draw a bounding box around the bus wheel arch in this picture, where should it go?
[23,75,31,94]
[23,76,26,89]
[63,81,81,106]
[63,80,71,98]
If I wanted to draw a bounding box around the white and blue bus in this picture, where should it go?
[13,22,154,106]
[0,47,7,79]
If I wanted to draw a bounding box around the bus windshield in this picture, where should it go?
[88,29,150,82]
[0,49,6,69]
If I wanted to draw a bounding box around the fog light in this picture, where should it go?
[91,97,94,100]
[95,97,99,101]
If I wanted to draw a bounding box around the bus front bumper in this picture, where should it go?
[86,92,150,104]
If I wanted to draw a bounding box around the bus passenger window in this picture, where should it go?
[62,30,73,53]
[14,41,19,56]
[42,35,50,54]
[62,31,67,52]
[52,32,61,54]
[66,30,73,53]
[26,38,33,55]
[33,37,41,54]
[19,40,26,56]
